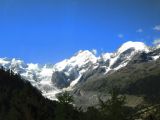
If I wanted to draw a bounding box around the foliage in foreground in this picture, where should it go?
[0,67,160,120]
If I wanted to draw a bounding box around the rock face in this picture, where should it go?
[51,41,150,90]
[52,50,98,89]
[1,41,160,104]
[51,71,70,88]
[71,48,160,107]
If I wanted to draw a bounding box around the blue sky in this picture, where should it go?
[0,0,160,63]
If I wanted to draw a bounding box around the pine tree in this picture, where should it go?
[57,91,74,104]
[99,88,128,120]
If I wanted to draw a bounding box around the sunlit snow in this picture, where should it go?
[0,41,159,100]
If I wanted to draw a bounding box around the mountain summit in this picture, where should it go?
[117,41,149,54]
[0,41,158,101]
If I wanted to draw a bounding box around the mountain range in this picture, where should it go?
[1,41,160,107]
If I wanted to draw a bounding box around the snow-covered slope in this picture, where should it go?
[0,41,157,100]
[0,58,60,100]
[52,42,150,89]
[54,50,98,71]
[117,41,149,54]
[52,50,99,89]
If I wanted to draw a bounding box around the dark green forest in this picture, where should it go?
[0,68,160,120]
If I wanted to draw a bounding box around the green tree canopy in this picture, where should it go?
[57,91,74,104]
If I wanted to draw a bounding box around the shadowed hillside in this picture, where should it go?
[0,68,81,120]
[0,67,160,120]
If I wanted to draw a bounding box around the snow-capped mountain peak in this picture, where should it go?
[70,50,97,66]
[100,53,112,62]
[117,41,149,54]
[1,41,160,100]
[27,63,39,70]
[54,50,97,72]
[0,58,10,65]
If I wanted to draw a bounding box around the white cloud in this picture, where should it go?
[91,49,97,55]
[118,34,124,38]
[153,25,160,31]
[153,39,160,45]
[136,28,143,33]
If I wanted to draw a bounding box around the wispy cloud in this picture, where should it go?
[153,38,160,45]
[136,28,143,33]
[118,34,124,39]
[153,25,160,31]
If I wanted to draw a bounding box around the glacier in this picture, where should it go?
[1,41,159,100]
